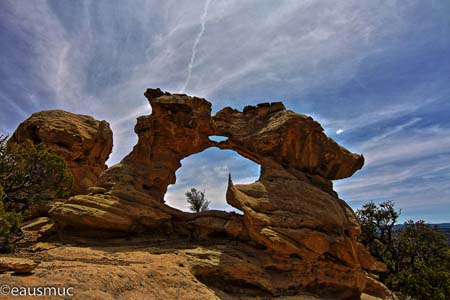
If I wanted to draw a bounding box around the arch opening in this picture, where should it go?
[208,135,228,143]
[164,147,260,213]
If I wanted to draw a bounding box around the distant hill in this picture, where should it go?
[436,223,450,245]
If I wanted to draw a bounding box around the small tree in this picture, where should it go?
[0,184,22,253]
[357,200,400,269]
[0,135,73,217]
[0,134,73,252]
[357,201,450,300]
[185,188,210,213]
[390,220,450,299]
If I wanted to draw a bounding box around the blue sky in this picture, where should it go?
[1,0,449,222]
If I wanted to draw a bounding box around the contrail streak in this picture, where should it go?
[180,0,212,93]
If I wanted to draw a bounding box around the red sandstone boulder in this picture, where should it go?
[10,110,113,194]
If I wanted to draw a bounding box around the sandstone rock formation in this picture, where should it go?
[0,257,39,274]
[48,89,389,299]
[1,240,391,300]
[10,110,113,194]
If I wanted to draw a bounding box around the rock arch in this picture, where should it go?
[49,88,387,299]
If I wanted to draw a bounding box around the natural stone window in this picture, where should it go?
[208,135,228,143]
[165,147,259,213]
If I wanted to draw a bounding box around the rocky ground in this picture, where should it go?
[0,234,382,300]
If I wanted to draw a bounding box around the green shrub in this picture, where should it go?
[0,184,22,253]
[0,135,73,216]
[0,134,73,252]
[357,201,450,300]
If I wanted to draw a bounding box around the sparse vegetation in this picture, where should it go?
[0,184,22,252]
[185,188,210,213]
[0,135,73,217]
[0,135,73,252]
[357,201,450,300]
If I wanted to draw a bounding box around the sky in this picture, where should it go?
[1,0,449,222]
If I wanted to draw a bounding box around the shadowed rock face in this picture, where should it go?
[10,110,113,194]
[48,89,388,299]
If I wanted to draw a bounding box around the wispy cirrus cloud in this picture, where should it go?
[180,0,213,93]
[335,122,450,222]
[1,0,449,220]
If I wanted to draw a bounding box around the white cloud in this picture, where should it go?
[180,0,213,93]
[320,94,441,137]
[3,0,419,162]
[0,95,28,119]
[362,127,450,167]
[2,0,449,221]
[335,124,450,222]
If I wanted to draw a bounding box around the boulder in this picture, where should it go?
[21,216,56,237]
[10,110,113,194]
[0,257,39,273]
[363,275,393,300]
[50,192,173,236]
